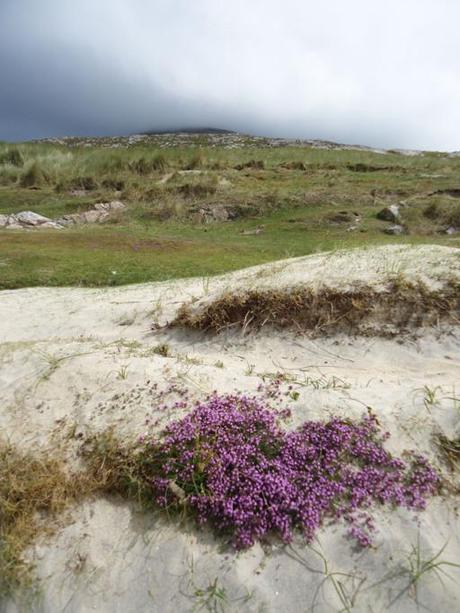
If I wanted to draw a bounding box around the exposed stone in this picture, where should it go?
[383,224,406,235]
[94,200,125,211]
[376,205,400,222]
[192,204,237,224]
[55,215,78,226]
[94,203,108,211]
[82,210,109,224]
[445,226,459,235]
[6,214,19,226]
[210,205,230,222]
[15,211,52,226]
[38,221,65,229]
[2,201,124,229]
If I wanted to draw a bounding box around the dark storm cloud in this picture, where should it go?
[1,0,460,149]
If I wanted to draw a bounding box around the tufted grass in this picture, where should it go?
[172,278,460,335]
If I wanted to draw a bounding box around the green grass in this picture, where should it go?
[0,138,459,288]
[1,215,456,289]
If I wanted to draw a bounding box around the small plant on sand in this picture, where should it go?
[287,541,365,612]
[116,364,129,380]
[190,577,228,612]
[403,538,460,601]
[153,343,171,357]
[416,385,442,412]
[382,535,460,606]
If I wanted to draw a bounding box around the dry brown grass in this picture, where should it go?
[0,431,150,601]
[436,434,460,472]
[171,279,460,335]
[0,442,87,597]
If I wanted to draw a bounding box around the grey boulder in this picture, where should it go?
[15,210,52,226]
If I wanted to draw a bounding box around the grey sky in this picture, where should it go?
[1,0,459,149]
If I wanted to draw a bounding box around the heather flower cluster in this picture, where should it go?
[145,393,438,549]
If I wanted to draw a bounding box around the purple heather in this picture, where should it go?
[142,392,438,549]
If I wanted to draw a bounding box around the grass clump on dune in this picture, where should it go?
[172,279,460,335]
[0,443,85,597]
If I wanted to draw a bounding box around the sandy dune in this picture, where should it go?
[1,244,460,612]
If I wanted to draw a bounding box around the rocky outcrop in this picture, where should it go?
[192,204,238,224]
[0,211,64,229]
[0,201,125,230]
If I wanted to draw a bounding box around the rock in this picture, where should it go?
[210,205,230,222]
[2,201,124,230]
[376,205,400,222]
[192,205,236,224]
[38,221,64,229]
[82,210,110,224]
[55,215,78,226]
[108,200,125,210]
[5,223,24,230]
[6,214,19,226]
[15,211,52,226]
[383,224,406,235]
[445,226,459,235]
[94,200,125,212]
[193,209,212,224]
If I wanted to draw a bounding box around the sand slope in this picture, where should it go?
[1,245,460,612]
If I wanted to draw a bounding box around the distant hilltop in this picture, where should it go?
[28,130,456,156]
[141,127,236,135]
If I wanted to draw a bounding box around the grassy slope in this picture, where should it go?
[0,139,459,288]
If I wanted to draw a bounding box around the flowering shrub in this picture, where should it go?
[145,393,438,549]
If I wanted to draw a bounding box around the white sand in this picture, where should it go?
[1,244,460,612]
